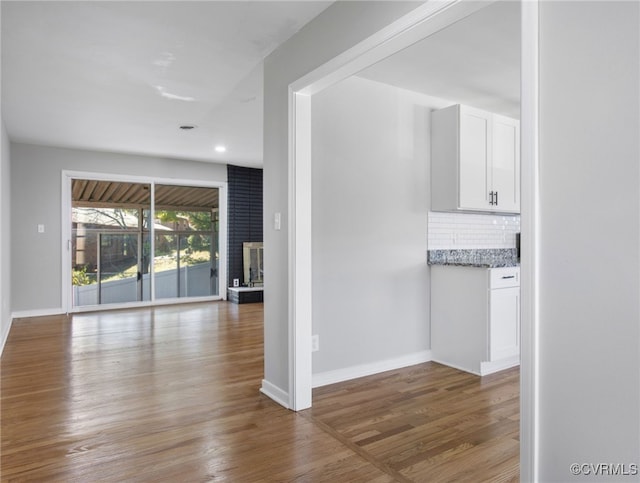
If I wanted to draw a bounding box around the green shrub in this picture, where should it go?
[72,267,93,286]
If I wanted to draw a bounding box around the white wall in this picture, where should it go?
[538,2,639,480]
[311,76,438,377]
[10,143,227,313]
[1,120,12,352]
[263,1,424,394]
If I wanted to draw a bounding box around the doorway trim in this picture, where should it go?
[287,0,539,480]
[61,170,228,313]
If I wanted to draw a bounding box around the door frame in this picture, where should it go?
[61,170,228,312]
[287,0,539,480]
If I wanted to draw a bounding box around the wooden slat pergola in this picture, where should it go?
[71,179,219,211]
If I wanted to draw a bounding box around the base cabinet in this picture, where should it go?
[431,265,520,376]
[489,285,520,361]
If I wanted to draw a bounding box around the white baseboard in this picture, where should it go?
[0,317,13,356]
[260,379,290,409]
[431,357,481,376]
[312,350,432,388]
[480,356,520,376]
[11,307,66,319]
[431,355,520,377]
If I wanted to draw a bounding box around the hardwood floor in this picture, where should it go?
[307,364,519,482]
[1,302,519,482]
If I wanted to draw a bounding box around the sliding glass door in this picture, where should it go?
[153,185,220,300]
[71,179,220,308]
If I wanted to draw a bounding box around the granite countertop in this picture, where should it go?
[427,249,519,268]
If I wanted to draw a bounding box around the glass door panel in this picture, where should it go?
[153,184,219,300]
[71,180,150,307]
[154,231,217,299]
[98,233,139,304]
[154,233,179,300]
[180,233,213,297]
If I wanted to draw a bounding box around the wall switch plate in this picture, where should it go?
[233,278,239,287]
[37,224,45,233]
[311,335,319,352]
[274,212,281,231]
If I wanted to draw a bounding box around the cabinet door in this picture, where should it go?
[458,106,491,210]
[489,286,520,361]
[491,114,520,213]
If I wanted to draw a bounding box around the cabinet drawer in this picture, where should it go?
[489,266,520,288]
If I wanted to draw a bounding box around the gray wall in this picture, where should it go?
[538,1,639,480]
[10,143,227,313]
[311,76,444,374]
[1,120,11,351]
[263,0,422,397]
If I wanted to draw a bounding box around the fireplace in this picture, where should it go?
[243,242,263,287]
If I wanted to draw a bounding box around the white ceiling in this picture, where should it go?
[1,1,331,167]
[2,1,520,169]
[358,1,521,118]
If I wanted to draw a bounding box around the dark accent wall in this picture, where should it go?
[227,165,263,287]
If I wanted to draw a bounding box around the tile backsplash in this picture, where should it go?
[428,211,520,250]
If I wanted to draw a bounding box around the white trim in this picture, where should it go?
[520,1,540,480]
[260,379,290,409]
[430,356,519,377]
[286,0,538,476]
[69,296,223,314]
[312,351,432,388]
[12,307,66,319]
[217,183,228,300]
[150,181,156,301]
[61,170,228,311]
[290,0,492,96]
[12,296,224,319]
[227,287,263,293]
[0,317,13,355]
[480,356,520,376]
[288,92,313,411]
[62,170,159,185]
[287,0,503,411]
[61,173,72,312]
[430,358,479,376]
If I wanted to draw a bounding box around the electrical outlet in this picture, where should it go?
[311,335,319,352]
[233,278,239,287]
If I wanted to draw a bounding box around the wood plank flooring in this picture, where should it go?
[1,302,519,482]
[306,364,519,482]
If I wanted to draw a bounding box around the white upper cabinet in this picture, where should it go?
[431,104,520,213]
[491,114,520,212]
[458,106,492,210]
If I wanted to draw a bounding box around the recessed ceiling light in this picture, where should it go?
[215,145,227,153]
[179,125,197,130]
